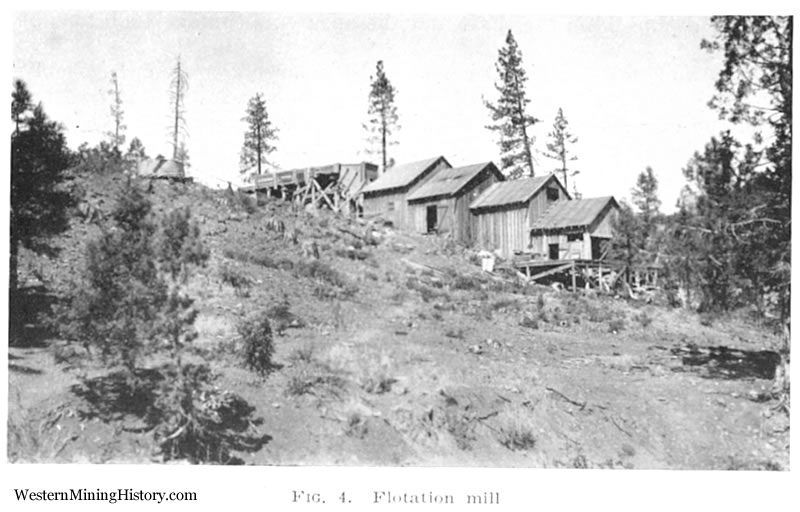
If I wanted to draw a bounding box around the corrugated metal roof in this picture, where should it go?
[406,162,495,202]
[469,175,553,210]
[361,156,450,194]
[530,196,618,232]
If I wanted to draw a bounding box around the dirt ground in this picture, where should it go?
[7,176,790,469]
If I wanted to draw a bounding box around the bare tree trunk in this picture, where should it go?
[172,60,182,160]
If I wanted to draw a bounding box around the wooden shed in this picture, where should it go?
[469,174,570,258]
[361,156,451,229]
[528,196,619,261]
[406,162,504,244]
[136,156,187,180]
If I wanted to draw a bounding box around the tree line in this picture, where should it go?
[611,16,791,324]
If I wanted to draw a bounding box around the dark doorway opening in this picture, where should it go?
[426,205,438,233]
[591,237,608,260]
[548,243,560,260]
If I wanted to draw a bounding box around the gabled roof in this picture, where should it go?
[469,174,566,210]
[361,156,450,195]
[406,162,500,202]
[530,196,619,233]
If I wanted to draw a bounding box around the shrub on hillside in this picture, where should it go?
[238,311,275,377]
[219,264,252,296]
[53,183,267,464]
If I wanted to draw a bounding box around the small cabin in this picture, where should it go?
[361,156,451,229]
[528,196,619,261]
[469,174,570,258]
[406,162,504,244]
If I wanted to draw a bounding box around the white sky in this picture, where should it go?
[12,12,748,210]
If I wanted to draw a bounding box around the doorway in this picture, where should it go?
[548,243,560,260]
[426,205,438,233]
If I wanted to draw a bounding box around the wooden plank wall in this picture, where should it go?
[472,208,529,258]
[363,190,409,229]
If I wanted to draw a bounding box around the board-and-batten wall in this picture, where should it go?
[362,190,410,230]
[362,160,450,230]
[408,169,500,245]
[529,203,619,260]
[471,182,569,259]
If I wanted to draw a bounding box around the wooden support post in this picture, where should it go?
[571,260,577,292]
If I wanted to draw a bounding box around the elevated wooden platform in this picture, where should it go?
[239,162,377,214]
[512,256,661,292]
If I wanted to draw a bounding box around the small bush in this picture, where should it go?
[335,247,371,261]
[361,373,396,394]
[633,311,653,328]
[288,345,315,365]
[238,311,275,376]
[219,264,252,296]
[344,412,368,439]
[266,297,303,334]
[492,298,521,312]
[498,422,537,451]
[519,315,539,330]
[452,274,483,291]
[154,364,263,464]
[296,260,346,287]
[444,411,476,451]
[608,318,626,333]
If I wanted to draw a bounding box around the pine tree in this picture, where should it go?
[11,79,31,136]
[702,15,792,322]
[10,82,73,292]
[125,137,147,160]
[240,93,278,178]
[168,56,189,161]
[107,71,126,151]
[543,108,578,190]
[680,132,757,312]
[364,60,399,173]
[632,167,661,227]
[485,30,539,179]
[610,201,643,284]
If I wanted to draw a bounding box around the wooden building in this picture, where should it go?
[136,156,187,180]
[469,174,570,258]
[528,196,619,261]
[240,161,378,213]
[361,156,451,229]
[405,162,504,244]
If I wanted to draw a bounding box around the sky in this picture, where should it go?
[12,12,746,210]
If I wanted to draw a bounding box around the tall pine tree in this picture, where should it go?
[10,82,73,291]
[542,107,578,190]
[168,56,189,161]
[701,16,791,321]
[485,29,539,179]
[364,60,399,173]
[240,93,279,178]
[107,71,126,151]
[632,167,661,228]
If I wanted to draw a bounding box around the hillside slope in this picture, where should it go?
[8,173,789,468]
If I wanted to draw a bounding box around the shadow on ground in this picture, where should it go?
[72,365,271,464]
[9,286,58,348]
[671,344,782,380]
